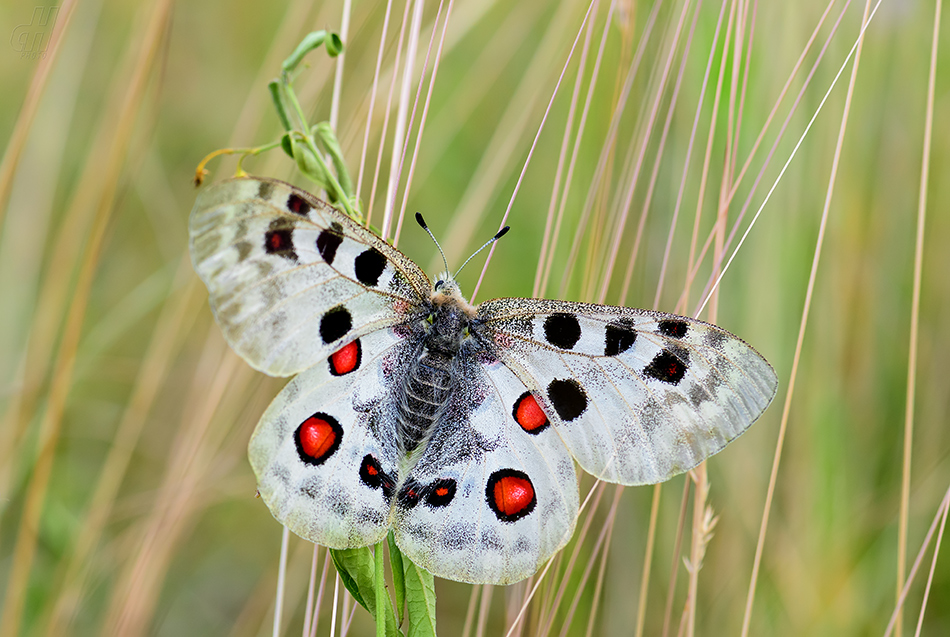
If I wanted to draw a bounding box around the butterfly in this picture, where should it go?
[189,176,777,585]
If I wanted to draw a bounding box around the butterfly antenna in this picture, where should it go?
[415,213,449,275]
[454,225,510,279]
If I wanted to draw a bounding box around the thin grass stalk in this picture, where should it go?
[533,0,600,299]
[302,546,320,636]
[583,487,623,637]
[356,0,394,203]
[42,265,203,636]
[0,3,173,634]
[694,0,882,318]
[655,0,729,313]
[393,0,453,247]
[618,0,699,307]
[0,0,77,230]
[683,0,735,309]
[661,478,691,637]
[557,0,665,300]
[475,583,493,637]
[597,0,693,305]
[366,0,412,228]
[555,488,621,637]
[914,488,949,637]
[684,0,852,316]
[382,0,425,239]
[437,0,580,275]
[329,0,352,132]
[537,0,614,299]
[538,481,608,636]
[898,0,941,632]
[461,583,481,637]
[330,573,340,637]
[634,484,662,637]
[309,548,332,637]
[739,2,874,632]
[471,0,598,301]
[274,526,292,637]
[885,485,950,637]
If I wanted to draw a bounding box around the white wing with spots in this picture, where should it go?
[190,177,430,376]
[393,352,578,585]
[475,298,778,485]
[249,327,413,549]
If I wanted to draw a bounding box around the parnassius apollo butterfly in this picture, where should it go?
[189,176,777,585]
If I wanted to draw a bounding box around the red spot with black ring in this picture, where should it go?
[486,469,536,522]
[513,392,549,434]
[329,339,361,376]
[295,413,343,465]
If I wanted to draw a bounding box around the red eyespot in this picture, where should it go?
[296,414,342,465]
[329,340,361,376]
[513,392,549,434]
[435,486,449,497]
[486,470,536,522]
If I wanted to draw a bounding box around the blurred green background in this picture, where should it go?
[1,0,949,635]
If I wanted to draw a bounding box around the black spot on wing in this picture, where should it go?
[264,219,296,261]
[354,247,387,286]
[658,319,689,339]
[287,193,312,216]
[320,305,352,344]
[257,181,274,200]
[359,454,395,500]
[605,321,637,356]
[425,478,457,508]
[546,378,588,421]
[316,228,343,264]
[543,313,582,349]
[397,479,423,509]
[643,347,689,385]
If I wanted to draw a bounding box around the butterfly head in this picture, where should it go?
[431,272,476,315]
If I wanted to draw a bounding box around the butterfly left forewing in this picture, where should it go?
[475,298,777,485]
[190,177,430,376]
[393,351,578,585]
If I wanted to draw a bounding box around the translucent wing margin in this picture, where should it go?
[475,298,778,485]
[190,177,430,376]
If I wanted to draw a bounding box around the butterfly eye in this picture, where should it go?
[435,280,444,290]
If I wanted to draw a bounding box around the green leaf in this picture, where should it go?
[325,32,344,57]
[388,532,406,626]
[329,547,371,609]
[403,560,437,637]
[279,133,293,159]
[282,31,328,74]
[329,547,404,637]
[267,80,292,132]
[314,121,354,203]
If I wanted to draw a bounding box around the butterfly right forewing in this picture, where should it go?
[475,298,778,486]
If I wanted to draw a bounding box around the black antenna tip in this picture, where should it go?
[494,226,511,240]
[415,212,428,230]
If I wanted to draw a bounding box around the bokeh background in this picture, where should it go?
[1,0,949,635]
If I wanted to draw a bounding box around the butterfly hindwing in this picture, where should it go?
[249,328,412,549]
[190,177,430,376]
[476,298,778,485]
[393,352,578,585]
